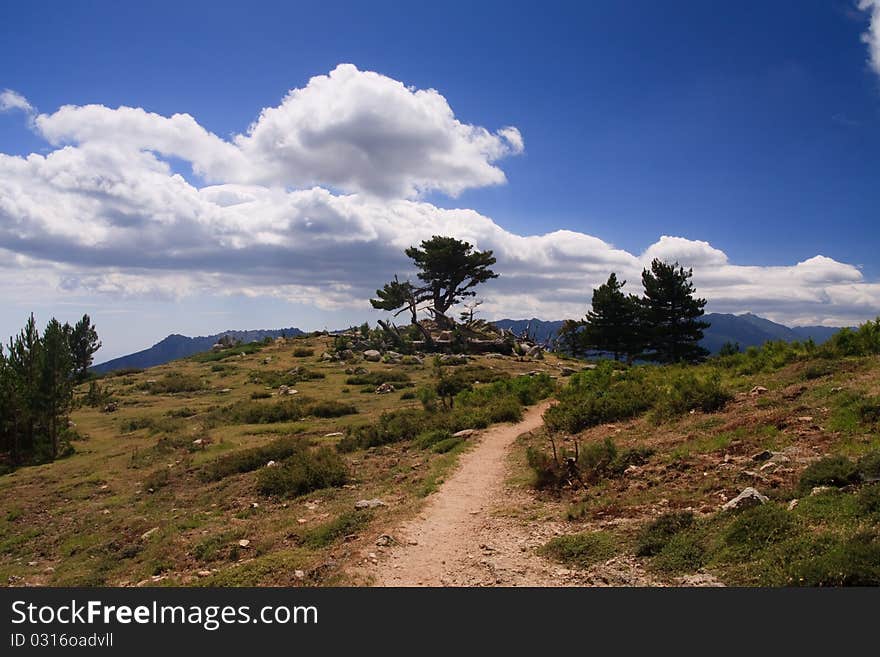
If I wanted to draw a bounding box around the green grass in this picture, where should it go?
[539,531,617,567]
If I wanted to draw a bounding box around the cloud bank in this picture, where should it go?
[1,64,878,327]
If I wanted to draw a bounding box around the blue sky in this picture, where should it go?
[2,1,879,359]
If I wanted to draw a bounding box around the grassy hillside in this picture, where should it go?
[0,335,556,586]
[515,335,880,586]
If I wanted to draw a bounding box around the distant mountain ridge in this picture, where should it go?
[91,327,305,373]
[492,313,846,354]
[93,313,846,374]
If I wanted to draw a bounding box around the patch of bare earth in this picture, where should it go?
[365,401,659,587]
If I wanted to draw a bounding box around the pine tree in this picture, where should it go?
[68,314,101,381]
[7,314,42,457]
[640,259,709,363]
[39,319,74,460]
[582,273,643,361]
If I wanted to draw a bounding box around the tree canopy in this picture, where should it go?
[371,236,498,325]
[640,259,709,363]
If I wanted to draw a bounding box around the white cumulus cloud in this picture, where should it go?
[1,65,879,331]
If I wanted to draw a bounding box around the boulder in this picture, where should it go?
[375,383,395,394]
[355,498,387,509]
[321,351,334,361]
[363,350,381,362]
[721,487,768,511]
[749,386,768,396]
[103,401,118,413]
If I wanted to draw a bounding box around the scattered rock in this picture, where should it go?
[294,570,305,580]
[363,350,382,362]
[375,382,395,394]
[324,432,343,437]
[787,499,799,510]
[375,534,395,547]
[103,401,118,413]
[677,573,725,587]
[197,570,213,577]
[453,429,477,438]
[238,539,251,548]
[751,450,773,462]
[810,486,834,496]
[355,498,387,509]
[321,351,333,361]
[749,386,768,396]
[721,487,768,511]
[140,527,159,540]
[796,416,814,423]
[558,367,577,377]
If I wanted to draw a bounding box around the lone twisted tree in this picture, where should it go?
[371,236,498,326]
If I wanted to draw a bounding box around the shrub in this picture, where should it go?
[857,484,880,517]
[165,407,198,418]
[337,409,424,452]
[306,400,358,418]
[635,511,695,557]
[652,371,731,420]
[400,391,416,400]
[200,436,308,481]
[144,373,205,394]
[256,446,348,498]
[786,531,880,586]
[301,511,371,548]
[431,436,465,453]
[544,371,654,433]
[415,429,453,450]
[539,531,616,567]
[251,391,271,400]
[345,371,410,386]
[857,450,880,481]
[292,347,314,357]
[578,438,618,483]
[798,456,860,494]
[723,503,796,558]
[526,446,564,489]
[217,399,306,424]
[143,468,171,492]
[652,532,707,573]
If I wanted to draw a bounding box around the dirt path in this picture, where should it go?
[369,401,659,587]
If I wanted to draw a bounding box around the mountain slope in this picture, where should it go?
[92,327,305,373]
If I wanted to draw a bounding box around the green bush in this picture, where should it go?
[301,511,371,548]
[651,371,731,420]
[292,347,314,357]
[786,531,880,586]
[251,391,271,399]
[256,446,348,498]
[723,503,796,558]
[539,531,616,567]
[635,511,695,557]
[856,484,880,517]
[526,446,565,489]
[430,436,465,453]
[216,399,306,424]
[857,450,880,481]
[652,532,707,573]
[306,400,358,418]
[544,367,654,433]
[345,371,410,386]
[337,409,424,452]
[798,456,860,494]
[415,429,453,449]
[200,436,308,481]
[143,373,205,394]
